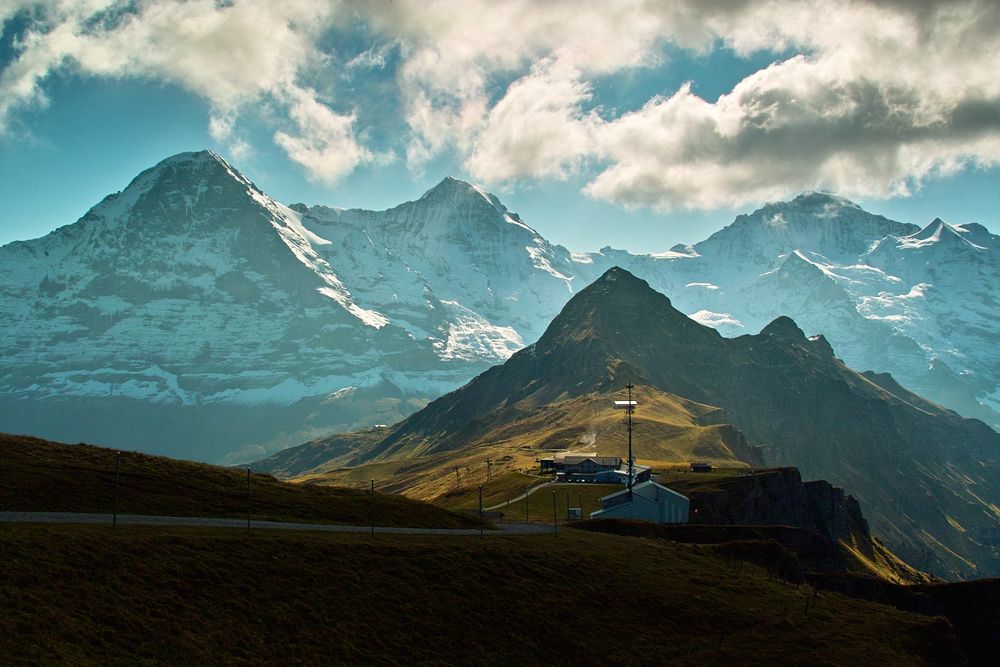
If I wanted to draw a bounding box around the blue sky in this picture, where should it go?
[1,1,998,252]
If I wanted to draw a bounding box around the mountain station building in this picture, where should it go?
[539,452,652,483]
[589,480,690,524]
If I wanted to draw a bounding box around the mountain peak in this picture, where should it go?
[761,315,807,340]
[577,266,670,308]
[127,149,253,194]
[790,191,861,209]
[695,192,917,264]
[158,149,227,166]
[901,218,984,250]
[911,218,948,239]
[420,176,496,204]
[782,249,817,268]
[598,265,638,283]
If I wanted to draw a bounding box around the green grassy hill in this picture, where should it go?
[0,523,961,666]
[434,471,544,510]
[258,267,1000,580]
[492,481,621,523]
[0,434,480,529]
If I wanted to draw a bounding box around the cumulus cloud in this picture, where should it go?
[274,88,372,185]
[365,0,1000,208]
[464,59,598,182]
[0,0,373,182]
[2,0,999,208]
[585,1,1000,209]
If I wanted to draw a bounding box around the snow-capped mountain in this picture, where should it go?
[0,152,583,462]
[2,151,998,463]
[289,176,578,357]
[576,195,1000,427]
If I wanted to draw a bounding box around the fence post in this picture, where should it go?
[246,466,251,530]
[113,451,120,529]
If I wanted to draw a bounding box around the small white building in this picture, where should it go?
[589,480,690,524]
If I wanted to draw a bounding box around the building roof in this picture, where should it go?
[598,480,689,505]
[553,451,597,462]
[562,455,621,466]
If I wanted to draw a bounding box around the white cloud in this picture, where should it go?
[0,0,374,183]
[274,88,371,185]
[2,0,999,209]
[464,59,597,182]
[585,2,1000,209]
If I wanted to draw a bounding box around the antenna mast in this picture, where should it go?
[626,383,634,495]
[613,385,638,498]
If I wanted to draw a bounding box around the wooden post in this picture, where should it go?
[113,451,121,529]
[552,492,558,535]
[246,466,251,530]
[370,479,375,536]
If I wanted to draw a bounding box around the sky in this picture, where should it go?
[0,0,999,253]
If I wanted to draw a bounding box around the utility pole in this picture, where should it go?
[246,466,251,530]
[613,386,638,499]
[486,459,493,482]
[627,383,634,495]
[370,479,375,536]
[113,451,121,530]
[479,485,484,537]
[552,492,558,535]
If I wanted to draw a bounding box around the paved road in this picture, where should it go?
[0,512,553,535]
[484,480,556,511]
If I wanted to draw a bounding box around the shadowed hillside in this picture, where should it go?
[260,267,1000,579]
[0,434,481,529]
[0,524,962,666]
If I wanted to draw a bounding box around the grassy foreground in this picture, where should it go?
[0,524,959,666]
[0,434,480,529]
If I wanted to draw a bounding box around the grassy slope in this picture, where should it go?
[497,482,624,523]
[294,387,752,501]
[0,524,959,666]
[434,472,544,510]
[0,434,480,529]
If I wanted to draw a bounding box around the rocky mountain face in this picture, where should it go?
[580,195,1000,428]
[262,268,999,580]
[0,153,495,461]
[3,151,999,460]
[598,466,927,585]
